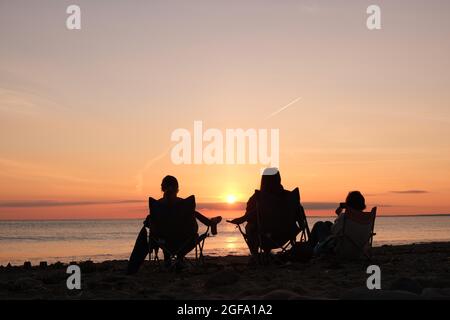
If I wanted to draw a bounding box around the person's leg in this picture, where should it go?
[310,221,335,255]
[309,221,324,247]
[310,221,333,247]
[322,221,333,239]
[316,221,332,243]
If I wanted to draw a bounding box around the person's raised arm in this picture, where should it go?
[227,193,257,225]
[227,215,247,225]
[195,211,222,235]
[195,211,211,226]
[335,202,347,215]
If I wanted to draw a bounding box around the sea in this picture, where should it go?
[1,215,450,266]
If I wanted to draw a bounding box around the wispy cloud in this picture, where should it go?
[0,88,37,115]
[196,202,247,210]
[0,87,65,116]
[390,190,429,194]
[1,199,240,209]
[298,3,321,15]
[303,202,338,210]
[0,157,125,187]
[0,200,144,208]
[0,199,395,211]
[198,201,341,211]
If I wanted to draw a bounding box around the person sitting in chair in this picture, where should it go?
[228,168,306,260]
[309,191,369,256]
[127,175,221,274]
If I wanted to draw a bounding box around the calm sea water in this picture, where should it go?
[1,216,450,265]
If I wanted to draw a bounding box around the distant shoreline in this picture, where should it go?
[1,213,450,222]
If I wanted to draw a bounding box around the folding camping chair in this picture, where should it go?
[236,187,311,264]
[147,195,210,268]
[334,207,377,260]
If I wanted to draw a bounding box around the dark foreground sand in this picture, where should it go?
[1,242,449,300]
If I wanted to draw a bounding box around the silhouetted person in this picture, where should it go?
[127,175,221,274]
[309,191,367,254]
[228,168,305,260]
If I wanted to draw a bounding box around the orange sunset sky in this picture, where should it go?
[1,0,450,220]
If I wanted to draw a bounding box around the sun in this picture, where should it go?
[226,194,237,204]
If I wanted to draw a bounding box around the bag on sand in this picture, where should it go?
[127,226,149,275]
[286,242,313,262]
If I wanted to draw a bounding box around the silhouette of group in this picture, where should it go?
[127,168,376,274]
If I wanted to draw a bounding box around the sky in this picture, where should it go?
[1,0,450,219]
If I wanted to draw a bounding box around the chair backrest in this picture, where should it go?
[335,207,377,259]
[255,188,303,249]
[149,195,198,253]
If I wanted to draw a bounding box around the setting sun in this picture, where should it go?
[226,194,237,204]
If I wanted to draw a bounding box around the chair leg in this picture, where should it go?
[200,240,205,259]
[300,230,308,243]
[198,238,206,265]
[151,249,161,269]
[195,245,198,260]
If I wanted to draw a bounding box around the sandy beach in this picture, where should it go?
[1,242,449,300]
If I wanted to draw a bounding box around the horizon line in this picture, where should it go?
[1,213,449,222]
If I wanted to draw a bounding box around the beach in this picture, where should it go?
[2,216,450,266]
[1,242,449,300]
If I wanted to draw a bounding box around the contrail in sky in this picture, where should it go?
[265,96,302,120]
[135,148,171,193]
